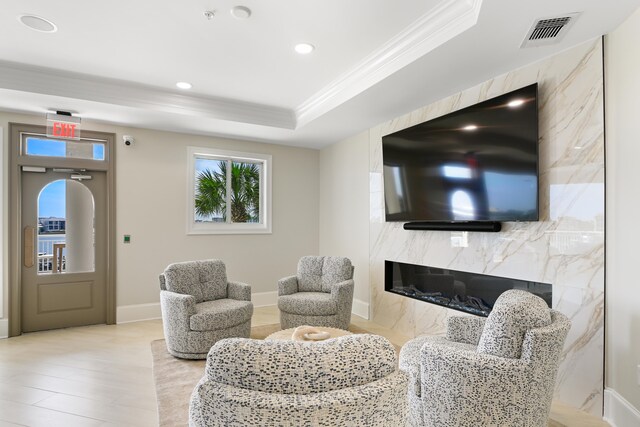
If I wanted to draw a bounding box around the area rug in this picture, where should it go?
[152,326,568,427]
[151,323,369,427]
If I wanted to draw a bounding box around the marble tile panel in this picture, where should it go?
[369,39,605,416]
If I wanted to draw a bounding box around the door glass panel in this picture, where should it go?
[194,158,226,223]
[231,161,261,223]
[37,179,95,274]
[25,137,105,161]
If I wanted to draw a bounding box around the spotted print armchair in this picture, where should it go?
[189,334,408,426]
[278,256,354,330]
[159,259,253,359]
[399,289,571,427]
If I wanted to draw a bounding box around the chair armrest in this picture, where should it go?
[399,336,431,397]
[520,310,571,363]
[278,276,298,296]
[159,273,167,291]
[329,279,354,302]
[446,315,486,345]
[160,290,196,331]
[420,336,527,399]
[228,281,252,301]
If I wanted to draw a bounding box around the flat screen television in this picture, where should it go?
[382,83,539,222]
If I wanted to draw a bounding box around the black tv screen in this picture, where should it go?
[382,83,539,222]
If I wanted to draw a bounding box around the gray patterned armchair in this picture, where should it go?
[278,256,354,330]
[399,289,571,427]
[189,334,408,427]
[159,260,253,359]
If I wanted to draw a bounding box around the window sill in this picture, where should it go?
[187,224,272,235]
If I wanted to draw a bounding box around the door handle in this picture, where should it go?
[24,226,35,268]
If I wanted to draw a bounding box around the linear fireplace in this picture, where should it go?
[385,260,552,316]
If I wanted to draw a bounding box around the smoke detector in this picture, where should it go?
[521,12,581,48]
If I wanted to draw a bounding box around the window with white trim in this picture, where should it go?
[187,147,272,234]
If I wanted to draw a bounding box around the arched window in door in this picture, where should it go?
[37,179,95,274]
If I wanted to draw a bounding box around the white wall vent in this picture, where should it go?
[521,12,581,48]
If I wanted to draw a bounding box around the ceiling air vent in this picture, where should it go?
[521,12,581,48]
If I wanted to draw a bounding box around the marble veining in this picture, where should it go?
[369,40,604,416]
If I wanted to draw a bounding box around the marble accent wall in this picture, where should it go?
[369,40,604,415]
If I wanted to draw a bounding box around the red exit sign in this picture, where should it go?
[46,113,81,140]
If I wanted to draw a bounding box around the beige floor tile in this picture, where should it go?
[65,368,155,388]
[0,382,56,405]
[550,401,609,427]
[35,393,158,427]
[251,304,280,327]
[0,398,103,427]
[2,373,128,405]
[111,392,160,412]
[0,361,88,381]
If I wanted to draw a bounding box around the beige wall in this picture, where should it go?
[605,7,640,415]
[0,111,320,321]
[319,131,370,318]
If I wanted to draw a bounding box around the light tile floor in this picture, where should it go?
[0,306,608,426]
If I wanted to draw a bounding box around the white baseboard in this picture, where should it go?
[251,293,369,317]
[117,292,278,324]
[0,318,8,339]
[119,291,359,323]
[116,303,161,324]
[252,291,277,307]
[604,388,640,427]
[352,298,370,320]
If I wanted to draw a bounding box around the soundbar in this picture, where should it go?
[403,221,502,232]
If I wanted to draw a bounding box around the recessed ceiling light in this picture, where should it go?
[294,43,315,55]
[176,82,192,90]
[231,6,251,19]
[18,14,57,33]
[507,99,525,108]
[462,124,478,131]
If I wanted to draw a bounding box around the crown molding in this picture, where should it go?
[294,0,483,127]
[0,0,482,134]
[0,61,296,130]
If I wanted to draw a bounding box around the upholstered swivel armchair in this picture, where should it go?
[159,260,253,359]
[399,289,571,427]
[189,334,408,427]
[278,256,354,330]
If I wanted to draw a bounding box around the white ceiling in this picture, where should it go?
[1,0,639,148]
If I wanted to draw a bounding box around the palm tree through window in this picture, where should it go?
[195,160,261,223]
